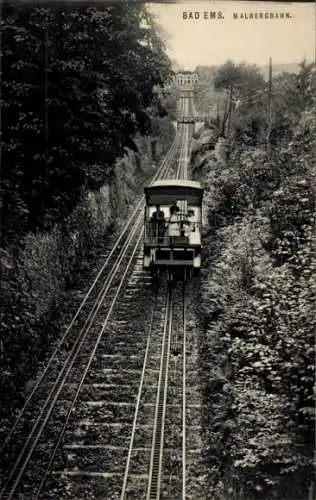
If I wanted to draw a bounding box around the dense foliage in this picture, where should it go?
[194,60,315,499]
[1,1,173,245]
[193,66,219,115]
[0,1,174,444]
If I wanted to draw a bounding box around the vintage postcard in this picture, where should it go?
[0,1,315,499]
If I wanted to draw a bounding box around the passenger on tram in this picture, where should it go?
[169,200,179,215]
[183,209,195,236]
[167,204,180,240]
[150,204,165,243]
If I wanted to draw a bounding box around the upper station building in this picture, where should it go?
[175,71,198,88]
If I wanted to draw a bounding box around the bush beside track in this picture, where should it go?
[193,63,315,499]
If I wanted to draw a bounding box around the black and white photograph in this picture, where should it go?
[0,1,315,498]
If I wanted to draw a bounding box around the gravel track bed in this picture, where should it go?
[45,474,124,500]
[118,280,207,499]
[5,257,156,498]
[7,269,207,499]
[54,448,128,473]
[58,383,139,402]
[42,273,167,498]
[64,402,137,423]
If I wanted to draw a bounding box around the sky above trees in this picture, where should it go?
[149,1,315,69]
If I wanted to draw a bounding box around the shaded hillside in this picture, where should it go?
[0,1,174,437]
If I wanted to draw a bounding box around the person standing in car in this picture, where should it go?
[151,204,165,243]
[167,204,180,242]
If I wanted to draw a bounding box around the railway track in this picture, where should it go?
[0,97,205,499]
[119,100,200,499]
[0,130,183,498]
[119,280,204,500]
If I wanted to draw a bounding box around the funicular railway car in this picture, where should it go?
[143,180,204,281]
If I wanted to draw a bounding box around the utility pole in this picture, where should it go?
[222,88,229,135]
[216,97,220,130]
[266,57,273,156]
[227,85,233,138]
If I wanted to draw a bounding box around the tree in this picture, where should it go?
[1,1,173,244]
[196,59,315,498]
[214,61,266,137]
[271,61,315,146]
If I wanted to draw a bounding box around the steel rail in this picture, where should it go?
[146,288,173,500]
[119,291,159,500]
[0,209,145,498]
[33,135,181,498]
[33,230,145,500]
[177,124,184,179]
[178,118,190,180]
[0,132,181,499]
[0,133,180,460]
[1,194,168,499]
[120,120,191,499]
[175,124,187,179]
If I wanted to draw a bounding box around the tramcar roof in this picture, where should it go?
[145,179,203,206]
